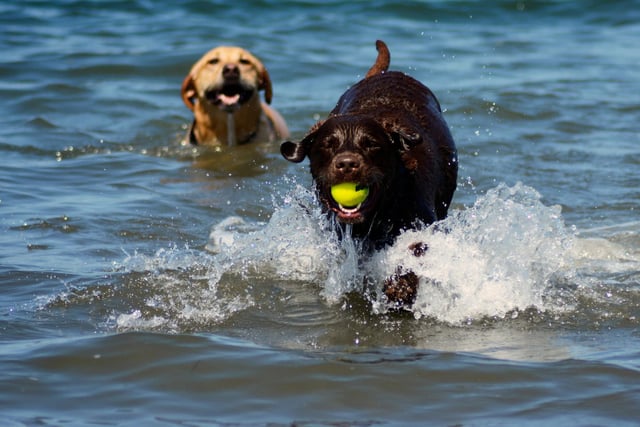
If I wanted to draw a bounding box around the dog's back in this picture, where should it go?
[332,71,442,124]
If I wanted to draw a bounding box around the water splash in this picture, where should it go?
[207,185,334,283]
[205,182,581,322]
[110,246,253,333]
[110,182,640,330]
[207,185,370,303]
[369,183,577,322]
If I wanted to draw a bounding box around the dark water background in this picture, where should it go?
[1,1,639,425]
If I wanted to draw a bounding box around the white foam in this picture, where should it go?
[206,185,336,283]
[368,183,577,322]
[204,184,375,302]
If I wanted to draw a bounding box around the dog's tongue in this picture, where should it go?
[218,93,240,106]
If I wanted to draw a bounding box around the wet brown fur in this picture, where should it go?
[281,40,458,307]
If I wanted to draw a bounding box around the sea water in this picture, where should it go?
[1,1,639,425]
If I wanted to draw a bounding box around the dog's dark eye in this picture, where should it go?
[321,137,338,150]
[239,58,251,65]
[208,58,220,65]
[362,138,381,152]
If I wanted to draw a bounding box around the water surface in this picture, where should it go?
[1,1,639,425]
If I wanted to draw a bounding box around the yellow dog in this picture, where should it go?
[181,46,289,146]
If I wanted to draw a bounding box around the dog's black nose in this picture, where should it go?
[333,153,361,174]
[222,64,240,79]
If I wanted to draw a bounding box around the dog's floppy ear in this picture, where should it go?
[384,116,423,151]
[280,127,320,163]
[181,74,197,111]
[281,120,326,162]
[280,140,306,163]
[389,126,424,172]
[390,130,423,151]
[258,65,273,105]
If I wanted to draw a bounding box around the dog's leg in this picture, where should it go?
[382,242,428,308]
[383,268,419,307]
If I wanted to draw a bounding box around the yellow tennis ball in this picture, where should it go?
[330,182,369,207]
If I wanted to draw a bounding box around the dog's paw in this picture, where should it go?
[383,269,419,308]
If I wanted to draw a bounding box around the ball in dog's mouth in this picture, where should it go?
[331,182,369,208]
[329,182,372,222]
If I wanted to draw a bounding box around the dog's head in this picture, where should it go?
[181,46,273,113]
[281,114,424,226]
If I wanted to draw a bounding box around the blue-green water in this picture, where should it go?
[1,1,639,425]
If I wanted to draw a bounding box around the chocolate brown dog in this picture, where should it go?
[281,40,458,306]
[181,46,289,146]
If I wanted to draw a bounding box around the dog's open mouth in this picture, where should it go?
[205,83,254,112]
